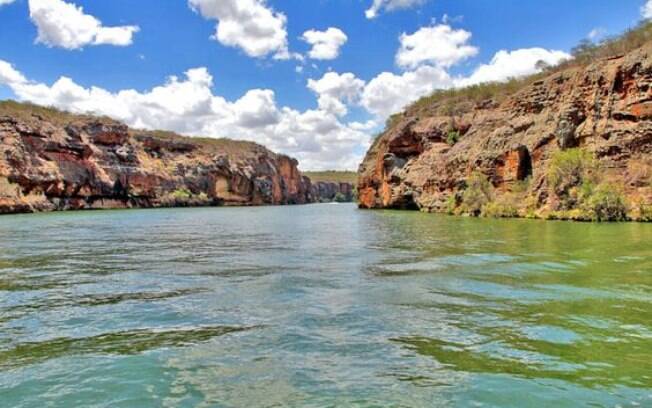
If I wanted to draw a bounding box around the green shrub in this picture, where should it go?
[334,192,348,203]
[460,172,493,216]
[512,177,531,194]
[548,148,599,209]
[446,194,458,215]
[585,183,628,222]
[636,204,652,222]
[171,189,193,200]
[446,130,460,146]
[481,194,519,218]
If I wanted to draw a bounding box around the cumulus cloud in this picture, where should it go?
[0,60,369,170]
[458,48,571,86]
[396,24,478,69]
[0,0,16,6]
[301,27,348,60]
[188,0,292,59]
[365,0,426,19]
[358,47,568,120]
[28,0,139,49]
[361,65,453,119]
[643,0,652,19]
[307,72,365,116]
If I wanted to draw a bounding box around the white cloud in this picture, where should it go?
[0,61,28,84]
[459,48,571,86]
[361,65,453,119]
[307,72,365,116]
[0,0,16,6]
[0,60,369,170]
[643,0,652,19]
[28,0,139,49]
[587,27,605,41]
[365,0,426,19]
[396,24,478,69]
[360,46,568,120]
[301,27,348,60]
[188,0,291,59]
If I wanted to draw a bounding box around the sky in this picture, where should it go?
[0,0,649,170]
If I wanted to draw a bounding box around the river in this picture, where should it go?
[1,204,651,407]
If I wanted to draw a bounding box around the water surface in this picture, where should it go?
[1,204,652,407]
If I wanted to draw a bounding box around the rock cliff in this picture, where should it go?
[311,181,354,202]
[358,40,652,221]
[0,102,318,214]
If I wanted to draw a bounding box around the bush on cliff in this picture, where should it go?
[548,148,599,210]
[584,183,629,222]
[460,172,493,216]
[481,194,520,218]
[446,130,460,146]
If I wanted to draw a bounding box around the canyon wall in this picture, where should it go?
[0,104,322,214]
[358,42,652,220]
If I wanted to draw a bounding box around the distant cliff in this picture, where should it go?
[304,171,356,202]
[359,30,652,221]
[311,181,354,202]
[0,101,326,214]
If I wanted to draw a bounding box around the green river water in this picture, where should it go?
[1,203,651,407]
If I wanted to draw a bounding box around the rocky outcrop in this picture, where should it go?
[358,42,652,218]
[0,105,315,214]
[310,181,354,202]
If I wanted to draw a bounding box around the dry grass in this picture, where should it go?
[132,129,264,157]
[303,171,357,184]
[0,100,266,159]
[0,100,117,126]
[0,177,20,198]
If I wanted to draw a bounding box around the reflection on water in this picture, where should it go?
[1,205,652,407]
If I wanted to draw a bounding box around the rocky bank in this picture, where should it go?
[0,102,348,214]
[358,41,652,220]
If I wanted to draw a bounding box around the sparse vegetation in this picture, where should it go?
[304,171,357,184]
[459,172,494,216]
[446,130,460,146]
[446,194,458,215]
[547,148,599,210]
[481,195,519,218]
[543,149,631,221]
[585,183,629,222]
[0,100,116,126]
[171,189,193,200]
[396,21,652,120]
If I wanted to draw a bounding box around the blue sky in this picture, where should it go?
[0,0,648,169]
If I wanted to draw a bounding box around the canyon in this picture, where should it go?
[0,102,352,215]
[358,40,652,221]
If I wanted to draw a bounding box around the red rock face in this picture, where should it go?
[358,43,652,214]
[0,112,317,214]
